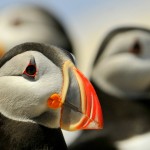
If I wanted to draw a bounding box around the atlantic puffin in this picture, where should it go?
[0,5,78,145]
[0,42,103,149]
[0,5,72,57]
[69,27,150,150]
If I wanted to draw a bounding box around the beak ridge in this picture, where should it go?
[74,68,103,129]
[60,60,103,131]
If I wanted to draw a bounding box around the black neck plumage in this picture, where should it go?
[0,113,68,150]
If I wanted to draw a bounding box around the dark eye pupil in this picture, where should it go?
[130,40,141,54]
[12,18,22,26]
[26,65,36,75]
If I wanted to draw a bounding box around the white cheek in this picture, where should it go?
[0,54,31,76]
[92,53,150,98]
[0,51,63,127]
[0,66,62,121]
[0,77,42,119]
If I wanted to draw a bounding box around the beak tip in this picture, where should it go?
[86,122,103,130]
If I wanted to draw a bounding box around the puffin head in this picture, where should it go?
[0,5,72,57]
[0,42,103,131]
[92,27,150,99]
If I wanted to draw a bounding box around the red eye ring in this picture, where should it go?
[23,64,37,78]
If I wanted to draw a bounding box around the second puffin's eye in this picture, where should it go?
[11,18,23,26]
[130,40,141,55]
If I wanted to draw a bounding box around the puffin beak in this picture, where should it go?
[0,44,5,57]
[59,60,103,131]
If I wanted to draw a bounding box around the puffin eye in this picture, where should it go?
[130,40,141,55]
[25,65,36,76]
[11,18,22,26]
[23,60,37,79]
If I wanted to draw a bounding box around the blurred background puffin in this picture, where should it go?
[70,27,150,150]
[0,4,72,57]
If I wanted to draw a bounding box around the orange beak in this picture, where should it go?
[47,60,103,131]
[0,44,5,57]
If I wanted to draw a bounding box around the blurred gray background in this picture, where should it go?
[1,0,149,77]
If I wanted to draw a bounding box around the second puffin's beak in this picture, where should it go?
[0,44,5,57]
[48,60,103,131]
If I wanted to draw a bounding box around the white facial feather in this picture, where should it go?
[0,51,62,128]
